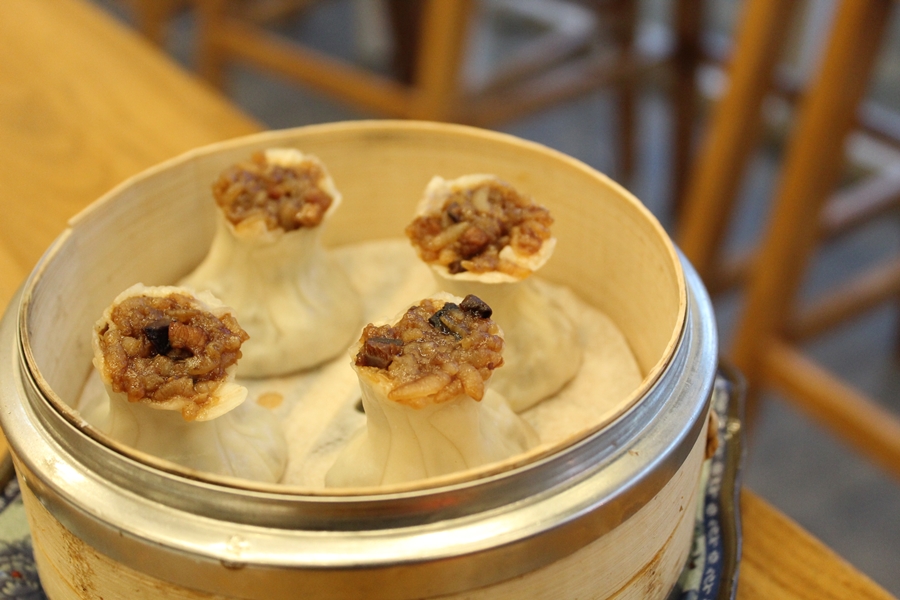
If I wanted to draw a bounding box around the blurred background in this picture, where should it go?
[91,0,900,594]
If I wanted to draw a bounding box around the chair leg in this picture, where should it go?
[669,0,703,219]
[196,0,230,90]
[676,0,798,283]
[603,0,638,185]
[731,0,894,401]
[386,0,425,86]
[131,0,182,46]
[407,0,472,121]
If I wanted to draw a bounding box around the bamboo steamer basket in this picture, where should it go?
[0,121,717,599]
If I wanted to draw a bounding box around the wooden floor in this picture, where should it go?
[93,0,900,595]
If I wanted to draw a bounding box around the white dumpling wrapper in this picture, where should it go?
[180,148,363,378]
[100,394,288,483]
[325,294,538,488]
[91,284,288,483]
[412,174,582,411]
[326,388,536,488]
[438,277,582,412]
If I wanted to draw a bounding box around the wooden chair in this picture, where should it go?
[677,0,900,479]
[181,0,706,196]
[128,0,184,45]
[678,0,900,296]
[128,0,318,45]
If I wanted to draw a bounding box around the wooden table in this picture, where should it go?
[0,1,895,599]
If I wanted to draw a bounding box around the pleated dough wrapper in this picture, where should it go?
[439,276,582,413]
[410,175,582,412]
[325,294,538,488]
[181,148,363,378]
[91,284,288,483]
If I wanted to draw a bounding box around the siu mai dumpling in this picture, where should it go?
[325,294,537,488]
[180,149,362,378]
[91,284,288,483]
[405,175,582,412]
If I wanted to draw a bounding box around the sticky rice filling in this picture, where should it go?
[96,293,248,419]
[405,180,553,277]
[355,295,503,406]
[213,152,334,231]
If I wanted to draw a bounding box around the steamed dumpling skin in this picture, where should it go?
[104,396,288,483]
[181,149,362,378]
[440,277,582,412]
[181,212,362,377]
[325,386,535,488]
[92,284,288,483]
[407,174,582,412]
[325,294,537,488]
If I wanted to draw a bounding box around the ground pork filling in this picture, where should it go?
[405,180,553,277]
[213,151,334,231]
[355,295,504,407]
[97,294,249,420]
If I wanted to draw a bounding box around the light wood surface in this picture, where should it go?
[0,1,895,599]
[0,0,259,312]
[740,492,895,600]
